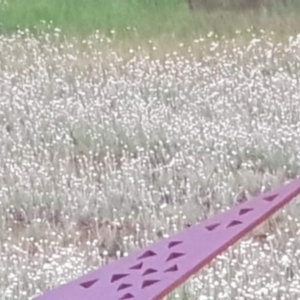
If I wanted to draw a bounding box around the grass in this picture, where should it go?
[1,1,300,299]
[0,28,300,299]
[0,0,187,37]
[1,0,300,40]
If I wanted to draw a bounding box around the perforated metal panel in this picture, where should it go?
[35,178,300,300]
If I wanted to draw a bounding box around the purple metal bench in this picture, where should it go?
[35,178,300,300]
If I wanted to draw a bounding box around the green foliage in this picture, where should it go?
[0,0,186,36]
[0,0,300,38]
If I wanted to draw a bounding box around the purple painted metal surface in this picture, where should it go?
[35,178,300,300]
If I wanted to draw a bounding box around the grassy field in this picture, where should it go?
[1,0,300,40]
[1,1,300,300]
[0,28,300,299]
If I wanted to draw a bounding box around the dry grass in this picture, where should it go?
[0,29,300,299]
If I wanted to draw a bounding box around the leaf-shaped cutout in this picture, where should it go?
[80,279,98,288]
[130,262,143,270]
[119,293,134,299]
[227,220,242,228]
[239,208,253,216]
[205,223,220,231]
[138,250,156,260]
[111,274,129,283]
[168,241,183,248]
[142,268,157,276]
[264,194,278,202]
[117,283,132,291]
[166,252,184,262]
[142,279,160,289]
[164,264,178,273]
